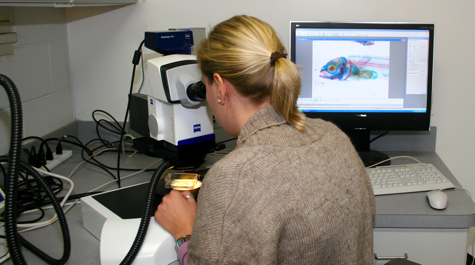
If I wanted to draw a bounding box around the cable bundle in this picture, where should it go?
[0,74,71,264]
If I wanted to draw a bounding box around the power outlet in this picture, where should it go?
[42,149,73,172]
[0,150,72,179]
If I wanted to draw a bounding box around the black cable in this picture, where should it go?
[41,137,145,179]
[1,74,27,264]
[21,191,102,212]
[92,110,125,135]
[0,157,72,265]
[37,191,103,206]
[85,138,113,149]
[15,207,45,224]
[23,147,50,171]
[22,136,53,160]
[117,39,145,188]
[61,135,84,146]
[24,146,40,168]
[19,170,64,199]
[96,120,119,147]
[120,160,173,265]
[0,162,6,181]
[96,118,123,135]
[19,122,146,186]
[52,137,118,180]
[1,74,71,264]
[17,172,48,203]
[61,137,112,170]
[370,130,390,143]
[81,148,155,172]
[22,136,44,142]
[20,130,140,193]
[137,49,145,93]
[19,232,67,265]
[17,137,125,213]
[92,110,124,148]
[217,138,237,145]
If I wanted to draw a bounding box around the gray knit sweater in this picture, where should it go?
[188,105,375,264]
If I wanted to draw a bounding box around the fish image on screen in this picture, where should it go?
[312,40,390,100]
[319,56,389,81]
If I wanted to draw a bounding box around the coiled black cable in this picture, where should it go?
[0,157,72,264]
[120,159,172,265]
[1,74,26,264]
[1,74,71,264]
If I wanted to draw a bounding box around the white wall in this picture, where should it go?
[0,7,75,154]
[66,0,475,197]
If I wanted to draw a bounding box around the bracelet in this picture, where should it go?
[175,235,191,251]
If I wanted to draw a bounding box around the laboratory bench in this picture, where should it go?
[2,125,475,265]
[372,151,475,264]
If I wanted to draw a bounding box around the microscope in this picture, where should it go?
[82,31,218,265]
[129,32,216,167]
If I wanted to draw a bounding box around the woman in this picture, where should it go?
[155,15,375,264]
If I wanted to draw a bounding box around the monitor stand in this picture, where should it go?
[346,129,390,167]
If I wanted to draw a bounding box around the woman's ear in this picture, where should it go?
[213,73,227,105]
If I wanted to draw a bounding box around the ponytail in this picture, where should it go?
[197,15,306,131]
[271,57,306,132]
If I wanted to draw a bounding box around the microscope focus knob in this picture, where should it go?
[148,114,163,138]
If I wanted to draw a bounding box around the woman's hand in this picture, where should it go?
[154,190,197,241]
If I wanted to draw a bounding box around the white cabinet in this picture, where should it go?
[373,228,469,265]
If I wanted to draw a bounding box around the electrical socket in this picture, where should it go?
[1,150,73,173]
[42,150,73,172]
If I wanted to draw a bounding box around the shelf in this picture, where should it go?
[0,0,137,7]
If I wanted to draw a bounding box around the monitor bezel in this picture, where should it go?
[290,21,434,132]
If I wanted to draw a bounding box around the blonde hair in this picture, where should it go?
[197,15,306,131]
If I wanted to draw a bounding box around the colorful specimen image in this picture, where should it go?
[312,40,390,99]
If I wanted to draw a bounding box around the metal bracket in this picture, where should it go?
[374,253,408,260]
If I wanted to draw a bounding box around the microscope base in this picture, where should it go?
[81,183,179,265]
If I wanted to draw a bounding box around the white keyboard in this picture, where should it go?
[367,163,455,195]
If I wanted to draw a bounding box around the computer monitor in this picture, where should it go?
[290,22,434,166]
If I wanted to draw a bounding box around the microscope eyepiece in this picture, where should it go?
[186,81,206,101]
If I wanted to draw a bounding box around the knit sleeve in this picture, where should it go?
[177,241,189,265]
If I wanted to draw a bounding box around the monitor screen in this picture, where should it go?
[290,22,434,164]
